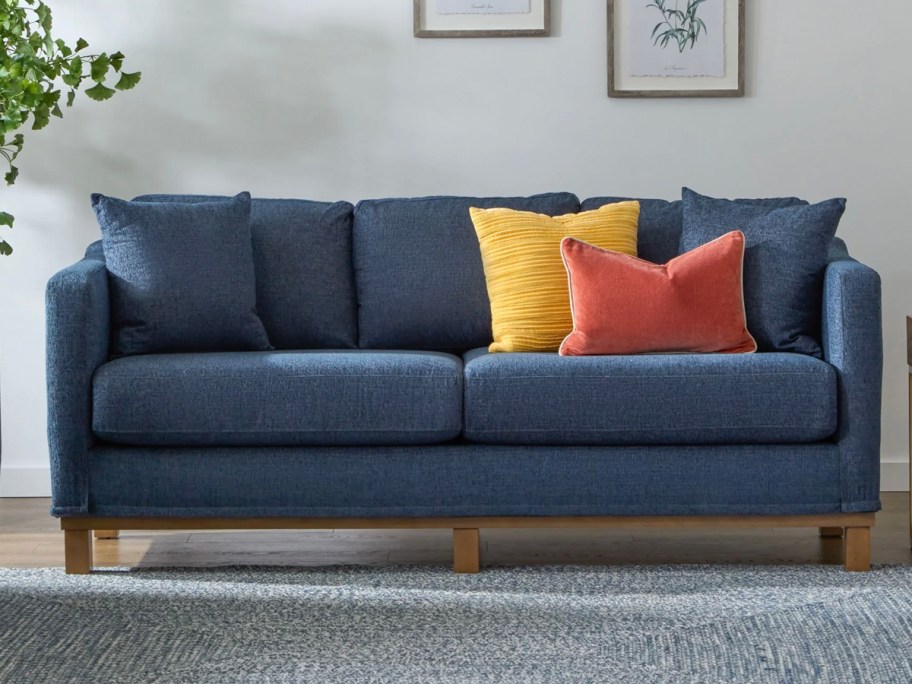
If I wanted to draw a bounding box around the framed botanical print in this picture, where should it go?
[608,0,744,97]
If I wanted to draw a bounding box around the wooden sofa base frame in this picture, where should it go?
[61,513,876,575]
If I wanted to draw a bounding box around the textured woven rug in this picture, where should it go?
[2,564,912,683]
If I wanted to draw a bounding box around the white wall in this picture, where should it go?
[1,0,910,495]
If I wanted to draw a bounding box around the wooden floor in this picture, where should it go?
[1,494,909,569]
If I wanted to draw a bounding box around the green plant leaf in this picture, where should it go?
[0,212,14,227]
[84,82,116,101]
[66,90,75,107]
[35,2,52,31]
[55,39,72,57]
[5,165,18,185]
[110,51,124,71]
[114,71,141,91]
[75,37,89,52]
[90,53,110,82]
[0,241,13,256]
[31,106,50,130]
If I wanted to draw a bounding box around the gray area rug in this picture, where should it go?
[2,564,912,683]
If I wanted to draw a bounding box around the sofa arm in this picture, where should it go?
[46,248,110,515]
[821,247,882,512]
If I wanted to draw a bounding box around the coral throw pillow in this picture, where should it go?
[559,231,756,356]
[471,202,639,352]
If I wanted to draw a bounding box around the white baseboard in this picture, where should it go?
[0,466,51,497]
[1,462,909,498]
[881,460,909,492]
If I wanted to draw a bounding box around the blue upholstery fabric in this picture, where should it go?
[353,193,580,352]
[680,188,843,357]
[581,197,683,265]
[463,350,837,446]
[823,251,883,512]
[82,443,845,518]
[581,195,809,265]
[46,248,110,515]
[93,351,463,447]
[94,192,272,356]
[84,240,104,260]
[135,195,357,349]
[828,237,850,260]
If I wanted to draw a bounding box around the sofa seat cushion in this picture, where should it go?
[463,349,837,446]
[93,351,463,447]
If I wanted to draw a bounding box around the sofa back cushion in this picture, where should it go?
[581,194,810,265]
[135,195,357,349]
[582,197,683,265]
[354,193,580,352]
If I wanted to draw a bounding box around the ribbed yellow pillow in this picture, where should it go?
[470,202,639,352]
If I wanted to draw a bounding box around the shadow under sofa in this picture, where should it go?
[46,193,883,573]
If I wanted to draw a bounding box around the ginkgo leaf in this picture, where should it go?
[90,54,111,82]
[115,71,141,91]
[84,83,116,101]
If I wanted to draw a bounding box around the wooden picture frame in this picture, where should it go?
[608,0,745,98]
[414,0,551,38]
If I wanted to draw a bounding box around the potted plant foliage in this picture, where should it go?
[0,0,140,254]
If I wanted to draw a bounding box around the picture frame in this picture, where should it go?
[414,0,551,38]
[607,0,744,98]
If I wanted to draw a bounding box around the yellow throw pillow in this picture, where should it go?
[470,202,639,352]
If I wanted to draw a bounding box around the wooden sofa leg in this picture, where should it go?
[453,528,480,573]
[64,530,93,575]
[94,529,120,540]
[844,527,871,572]
[819,527,844,538]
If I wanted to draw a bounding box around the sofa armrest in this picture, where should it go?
[46,249,110,515]
[821,247,882,512]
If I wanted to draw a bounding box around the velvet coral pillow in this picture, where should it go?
[471,202,639,352]
[559,232,756,356]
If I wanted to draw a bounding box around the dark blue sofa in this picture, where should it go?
[46,193,883,573]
